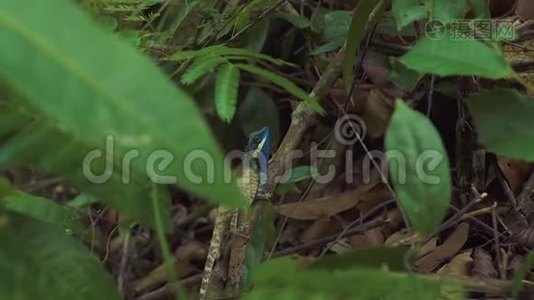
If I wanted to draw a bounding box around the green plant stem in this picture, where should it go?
[151,184,187,300]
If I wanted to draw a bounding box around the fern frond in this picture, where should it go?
[215,63,240,123]
[171,45,294,67]
[181,55,226,85]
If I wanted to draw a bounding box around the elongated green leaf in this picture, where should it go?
[343,0,383,90]
[170,45,294,67]
[181,55,226,85]
[310,246,409,272]
[275,12,310,29]
[215,63,240,123]
[235,63,325,115]
[465,88,534,161]
[1,190,85,236]
[0,211,121,300]
[310,39,345,55]
[0,101,173,230]
[0,0,247,228]
[245,258,464,300]
[399,36,513,79]
[385,100,451,237]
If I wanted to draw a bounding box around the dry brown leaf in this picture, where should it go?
[498,156,534,193]
[275,183,377,220]
[349,227,385,249]
[301,217,339,243]
[419,237,438,257]
[329,238,353,254]
[384,230,423,247]
[472,248,497,279]
[415,223,470,273]
[360,89,394,138]
[278,220,302,244]
[517,0,534,20]
[134,260,196,293]
[357,184,394,214]
[176,240,206,262]
[437,250,473,277]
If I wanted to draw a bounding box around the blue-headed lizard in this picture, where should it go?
[199,127,270,300]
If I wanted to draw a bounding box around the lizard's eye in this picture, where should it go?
[253,135,261,144]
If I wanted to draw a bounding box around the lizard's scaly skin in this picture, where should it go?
[199,168,259,300]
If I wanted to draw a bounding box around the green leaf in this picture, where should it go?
[399,36,513,79]
[310,39,344,55]
[432,0,468,24]
[275,12,310,29]
[1,191,85,236]
[323,10,351,42]
[170,45,294,67]
[246,257,464,300]
[0,0,247,229]
[343,0,385,90]
[181,55,226,85]
[0,102,173,231]
[389,60,424,91]
[281,165,316,183]
[385,100,451,237]
[392,0,468,29]
[465,88,534,161]
[392,0,430,30]
[66,193,99,209]
[215,63,240,123]
[0,211,122,300]
[310,246,409,272]
[235,63,325,115]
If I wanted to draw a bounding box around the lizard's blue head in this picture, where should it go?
[244,127,270,188]
[245,127,271,162]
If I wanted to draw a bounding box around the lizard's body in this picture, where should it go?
[199,128,270,300]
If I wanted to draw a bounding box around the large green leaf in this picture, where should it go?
[385,100,451,237]
[0,101,172,230]
[465,88,534,161]
[215,63,240,123]
[244,258,464,300]
[1,189,85,236]
[0,211,121,300]
[399,36,513,79]
[0,0,247,228]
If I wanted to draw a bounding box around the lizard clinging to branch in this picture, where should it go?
[199,127,270,300]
